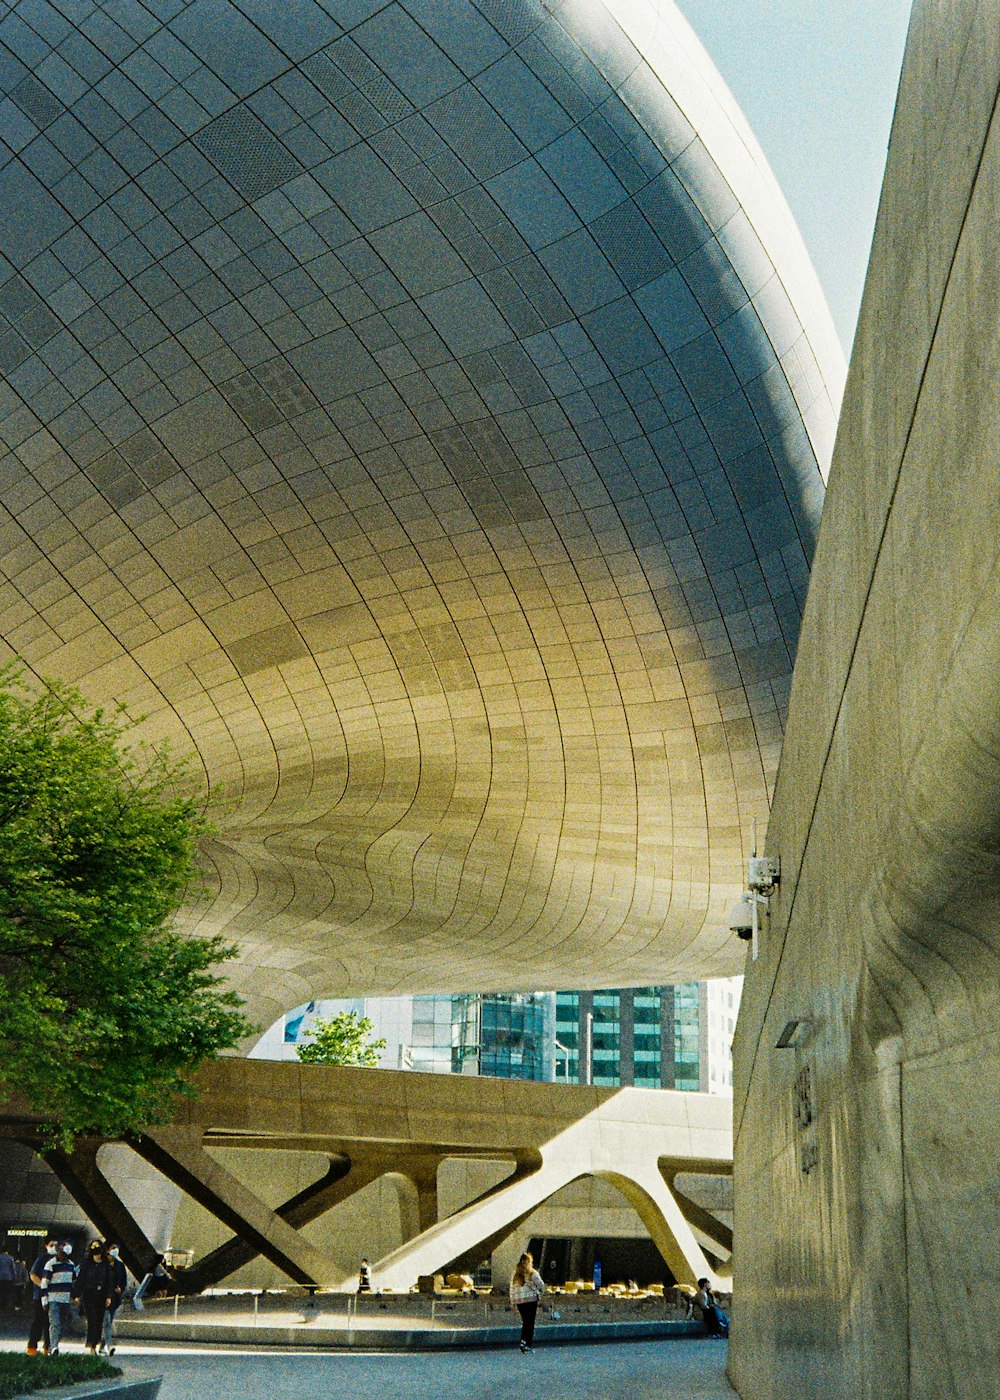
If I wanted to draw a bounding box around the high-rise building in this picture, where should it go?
[704,978,742,1095]
[258,982,739,1092]
[553,980,742,1094]
[478,993,555,1081]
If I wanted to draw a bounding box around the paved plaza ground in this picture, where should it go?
[1,1331,736,1398]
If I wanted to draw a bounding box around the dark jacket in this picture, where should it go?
[109,1258,127,1299]
[73,1256,113,1300]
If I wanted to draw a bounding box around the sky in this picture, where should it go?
[675,0,913,356]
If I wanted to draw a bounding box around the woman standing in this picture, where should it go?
[72,1241,112,1354]
[509,1252,545,1353]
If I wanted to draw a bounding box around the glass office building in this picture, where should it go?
[479,994,553,1080]
[260,981,737,1092]
[266,991,555,1080]
[554,982,741,1092]
[407,993,555,1079]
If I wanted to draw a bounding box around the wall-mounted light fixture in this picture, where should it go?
[775,1018,812,1050]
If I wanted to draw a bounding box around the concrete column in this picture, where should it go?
[661,987,676,1089]
[398,1156,440,1235]
[619,990,635,1087]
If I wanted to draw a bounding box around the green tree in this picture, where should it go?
[295,1011,387,1067]
[0,666,252,1146]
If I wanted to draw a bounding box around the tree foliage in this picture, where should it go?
[295,1011,387,1067]
[0,666,251,1146]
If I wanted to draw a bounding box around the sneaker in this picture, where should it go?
[519,1341,527,1353]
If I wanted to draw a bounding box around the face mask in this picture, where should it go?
[46,1245,57,1255]
[62,1245,72,1255]
[109,1249,119,1259]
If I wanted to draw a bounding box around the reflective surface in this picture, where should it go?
[0,1,842,1017]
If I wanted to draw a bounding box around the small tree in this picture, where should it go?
[0,666,252,1146]
[296,1011,387,1067]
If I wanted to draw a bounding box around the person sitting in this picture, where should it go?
[694,1277,729,1337]
[132,1254,172,1310]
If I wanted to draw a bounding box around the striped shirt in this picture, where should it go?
[43,1255,76,1304]
[510,1269,545,1305]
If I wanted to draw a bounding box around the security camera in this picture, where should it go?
[729,894,754,940]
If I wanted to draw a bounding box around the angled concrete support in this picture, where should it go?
[438,1204,538,1279]
[0,1063,732,1296]
[437,1157,542,1275]
[371,1113,721,1292]
[659,1158,733,1262]
[136,1128,351,1288]
[42,1139,161,1282]
[372,1155,575,1291]
[183,1149,447,1289]
[597,1165,720,1285]
[178,1152,355,1292]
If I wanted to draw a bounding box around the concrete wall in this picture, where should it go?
[730,3,1000,1398]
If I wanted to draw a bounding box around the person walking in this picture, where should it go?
[357,1258,371,1294]
[100,1243,127,1355]
[14,1256,29,1311]
[509,1251,545,1353]
[0,1248,16,1314]
[72,1241,112,1354]
[44,1242,77,1354]
[26,1237,56,1356]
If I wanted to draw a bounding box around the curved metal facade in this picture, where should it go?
[0,0,843,1020]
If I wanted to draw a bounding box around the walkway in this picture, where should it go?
[134,1338,736,1399]
[1,1334,736,1399]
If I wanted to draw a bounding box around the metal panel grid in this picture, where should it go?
[0,0,839,1018]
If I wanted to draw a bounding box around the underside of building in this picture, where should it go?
[1,2,996,1397]
[0,0,842,1023]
